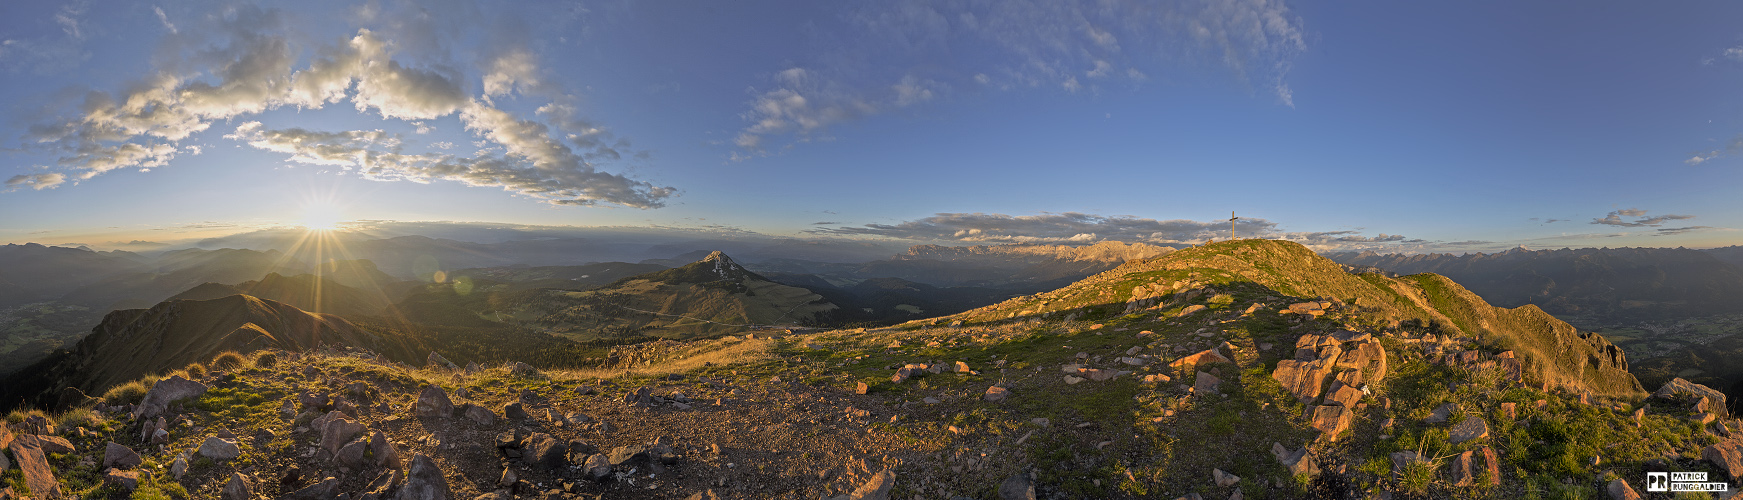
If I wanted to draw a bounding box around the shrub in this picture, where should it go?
[211,351,246,371]
[182,363,206,379]
[252,351,279,369]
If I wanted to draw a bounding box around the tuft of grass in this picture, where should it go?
[102,380,151,405]
[1398,461,1435,495]
[211,351,246,371]
[251,350,279,368]
[182,363,206,379]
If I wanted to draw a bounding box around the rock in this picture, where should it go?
[285,477,340,500]
[985,386,1011,402]
[463,405,496,426]
[998,472,1036,500]
[856,382,870,394]
[498,467,518,488]
[1064,375,1085,385]
[199,436,242,461]
[1337,339,1388,383]
[1324,382,1362,407]
[1194,371,1221,395]
[564,412,593,426]
[320,416,366,456]
[1607,478,1642,500]
[465,362,482,374]
[34,435,73,454]
[573,385,596,395]
[1272,358,1335,403]
[105,468,141,491]
[1448,451,1474,486]
[395,454,451,500]
[502,402,529,420]
[581,454,613,481]
[1272,442,1319,477]
[922,397,941,404]
[507,362,539,378]
[1177,304,1207,317]
[1170,348,1231,370]
[609,445,649,466]
[371,431,403,469]
[1703,440,1743,481]
[1449,417,1489,444]
[1655,378,1728,418]
[337,439,369,469]
[8,435,61,499]
[222,472,253,500]
[1390,451,1423,475]
[1213,468,1240,487]
[684,491,720,500]
[1500,402,1517,422]
[1478,446,1501,486]
[1311,405,1352,440]
[956,361,973,373]
[1425,403,1455,424]
[1142,374,1172,384]
[103,442,141,469]
[415,385,454,418]
[133,375,210,419]
[427,351,458,370]
[523,433,568,470]
[171,455,188,478]
[844,470,895,500]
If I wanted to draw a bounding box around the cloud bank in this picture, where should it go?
[15,4,672,208]
[1590,208,1695,227]
[806,212,1422,250]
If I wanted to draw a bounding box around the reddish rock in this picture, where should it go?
[1478,446,1501,486]
[103,442,141,469]
[1170,348,1231,370]
[984,386,1011,403]
[1310,405,1352,441]
[1704,440,1743,481]
[1325,382,1363,407]
[33,435,74,454]
[1448,451,1474,486]
[414,385,453,418]
[1500,402,1517,422]
[1607,478,1641,500]
[1194,371,1221,395]
[104,468,140,491]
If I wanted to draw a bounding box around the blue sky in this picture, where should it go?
[3,0,1741,253]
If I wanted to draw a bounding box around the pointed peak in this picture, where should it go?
[702,250,733,264]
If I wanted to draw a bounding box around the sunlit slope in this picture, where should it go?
[927,238,1644,398]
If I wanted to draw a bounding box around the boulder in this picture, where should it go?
[609,445,650,466]
[366,469,405,498]
[1271,442,1318,477]
[171,455,188,478]
[8,436,61,499]
[1324,382,1362,408]
[1655,378,1728,418]
[1177,304,1207,317]
[998,472,1036,500]
[320,416,366,456]
[103,442,141,469]
[1449,417,1490,444]
[522,433,567,471]
[370,431,403,468]
[395,454,451,500]
[582,454,613,481]
[1170,348,1231,370]
[34,435,73,454]
[507,362,539,378]
[426,351,458,370]
[133,374,211,420]
[845,470,895,500]
[1703,440,1743,481]
[1448,451,1474,486]
[199,436,241,461]
[104,468,141,491]
[1607,478,1642,500]
[856,382,870,395]
[1337,340,1388,383]
[502,402,529,420]
[415,385,454,418]
[337,439,369,469]
[463,405,496,426]
[1426,403,1456,424]
[222,472,253,500]
[1193,371,1221,395]
[285,477,339,500]
[1213,468,1240,487]
[1272,358,1335,403]
[985,386,1011,403]
[1310,405,1351,440]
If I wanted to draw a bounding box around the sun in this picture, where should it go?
[300,202,346,231]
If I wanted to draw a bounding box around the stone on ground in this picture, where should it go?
[395,454,451,500]
[1449,416,1490,444]
[133,375,209,420]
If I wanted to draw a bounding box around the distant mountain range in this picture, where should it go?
[1325,246,1743,323]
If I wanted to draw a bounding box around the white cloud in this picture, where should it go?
[1590,208,1695,227]
[153,6,177,34]
[13,5,666,208]
[809,211,1419,251]
[431,141,454,150]
[5,173,67,191]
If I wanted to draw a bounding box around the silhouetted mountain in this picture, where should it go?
[0,243,148,307]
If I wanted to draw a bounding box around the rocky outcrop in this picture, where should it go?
[8,434,61,499]
[133,375,209,420]
[1656,378,1729,419]
[1273,330,1386,405]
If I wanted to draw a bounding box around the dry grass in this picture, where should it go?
[210,350,246,371]
[546,337,777,381]
[251,350,279,369]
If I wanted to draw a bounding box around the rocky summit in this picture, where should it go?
[0,239,1737,499]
